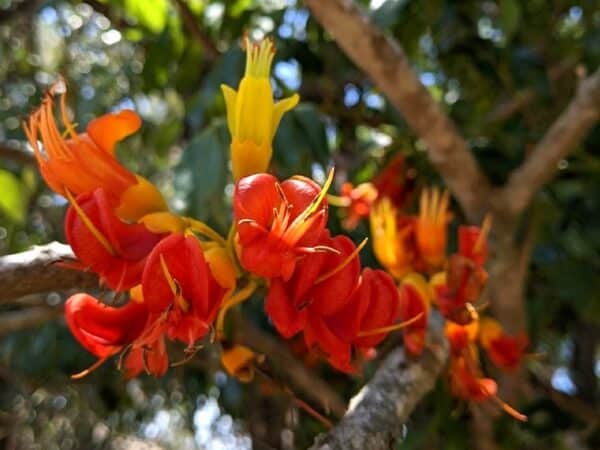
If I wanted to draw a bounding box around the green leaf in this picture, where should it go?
[273,103,330,177]
[0,169,26,223]
[124,0,168,34]
[174,120,229,230]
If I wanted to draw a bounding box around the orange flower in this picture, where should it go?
[415,187,451,270]
[369,198,414,279]
[329,182,378,230]
[24,82,167,221]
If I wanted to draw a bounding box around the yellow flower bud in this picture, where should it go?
[221,36,299,180]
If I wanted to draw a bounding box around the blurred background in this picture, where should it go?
[0,0,598,449]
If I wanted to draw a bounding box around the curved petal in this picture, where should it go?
[87,109,142,155]
[65,293,149,359]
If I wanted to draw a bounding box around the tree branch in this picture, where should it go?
[303,0,490,221]
[0,242,98,303]
[310,314,448,450]
[0,243,347,423]
[239,319,347,419]
[500,67,600,215]
[0,306,61,336]
[0,142,35,166]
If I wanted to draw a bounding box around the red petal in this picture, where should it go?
[65,293,148,359]
[265,278,307,338]
[353,269,399,349]
[65,189,163,291]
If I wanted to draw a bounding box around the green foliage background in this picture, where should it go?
[0,0,598,449]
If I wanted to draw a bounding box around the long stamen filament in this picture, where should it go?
[160,254,189,312]
[473,214,492,255]
[357,312,424,337]
[326,194,351,207]
[71,356,110,379]
[490,394,528,422]
[314,238,368,285]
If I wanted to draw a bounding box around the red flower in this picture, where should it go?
[458,224,489,266]
[265,231,362,370]
[65,293,149,361]
[141,233,228,346]
[398,273,430,356]
[480,318,528,372]
[234,173,329,280]
[265,231,360,336]
[449,356,498,402]
[331,182,378,230]
[65,188,164,291]
[327,268,400,351]
[432,223,490,323]
[107,234,228,378]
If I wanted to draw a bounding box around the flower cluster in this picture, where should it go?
[330,157,528,419]
[25,82,236,378]
[26,34,527,422]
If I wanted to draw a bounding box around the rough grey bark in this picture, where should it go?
[303,0,491,222]
[310,314,448,450]
[0,242,99,303]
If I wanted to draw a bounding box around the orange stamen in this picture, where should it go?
[357,312,424,337]
[159,254,189,313]
[490,395,528,422]
[314,238,367,284]
[71,356,110,379]
[473,214,492,255]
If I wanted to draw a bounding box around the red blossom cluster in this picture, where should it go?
[233,173,404,372]
[25,84,235,378]
[24,35,529,423]
[332,155,529,419]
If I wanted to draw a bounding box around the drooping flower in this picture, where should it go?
[221,36,299,180]
[118,234,229,378]
[233,172,330,280]
[65,188,165,291]
[448,355,498,403]
[432,223,490,323]
[398,273,431,356]
[369,197,414,279]
[327,268,401,352]
[328,182,378,230]
[445,319,479,357]
[24,82,167,220]
[415,187,451,270]
[65,292,149,367]
[265,231,361,341]
[479,317,529,372]
[141,233,228,343]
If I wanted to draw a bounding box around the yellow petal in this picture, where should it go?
[138,211,187,234]
[204,246,237,289]
[116,176,168,222]
[271,93,299,139]
[221,345,262,383]
[221,84,238,136]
